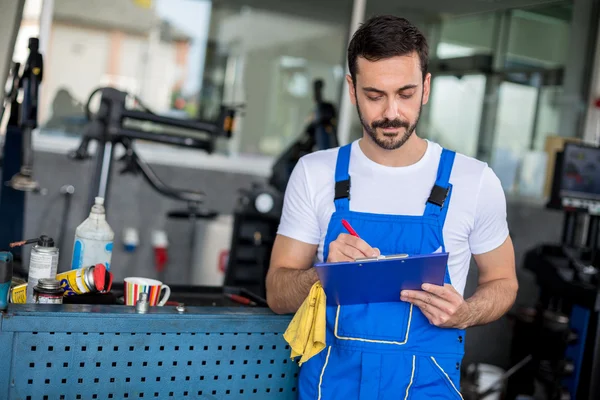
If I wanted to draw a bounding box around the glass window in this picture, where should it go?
[16,0,351,160]
[436,13,496,59]
[205,3,350,156]
[533,85,562,151]
[505,5,572,68]
[426,75,486,158]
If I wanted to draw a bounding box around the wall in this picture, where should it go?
[215,8,348,156]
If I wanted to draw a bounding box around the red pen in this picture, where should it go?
[342,219,360,238]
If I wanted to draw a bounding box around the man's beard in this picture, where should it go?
[356,93,423,151]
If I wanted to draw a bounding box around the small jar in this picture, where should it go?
[34,278,64,304]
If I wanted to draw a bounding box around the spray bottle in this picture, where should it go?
[10,235,59,303]
[71,197,114,271]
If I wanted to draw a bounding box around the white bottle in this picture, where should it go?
[70,197,115,271]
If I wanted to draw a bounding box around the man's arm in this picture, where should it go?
[401,166,517,328]
[400,236,517,329]
[462,235,518,326]
[266,235,319,315]
[266,233,378,314]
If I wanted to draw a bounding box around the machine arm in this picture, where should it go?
[71,87,238,212]
[120,138,205,204]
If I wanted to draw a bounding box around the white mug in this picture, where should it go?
[124,277,171,306]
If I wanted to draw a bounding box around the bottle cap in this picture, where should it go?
[91,197,106,217]
[92,264,107,291]
[37,235,55,247]
[37,278,61,290]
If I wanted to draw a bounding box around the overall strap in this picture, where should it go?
[424,148,456,223]
[333,143,352,212]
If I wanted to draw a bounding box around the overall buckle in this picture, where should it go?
[427,185,449,207]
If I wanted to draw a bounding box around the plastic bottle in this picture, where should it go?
[71,197,114,271]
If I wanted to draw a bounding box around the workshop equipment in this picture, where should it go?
[71,196,114,271]
[269,78,338,193]
[0,304,298,399]
[10,263,113,303]
[0,64,25,258]
[507,142,600,400]
[224,187,282,299]
[0,252,13,311]
[6,38,43,193]
[68,87,239,215]
[0,37,47,271]
[11,236,59,303]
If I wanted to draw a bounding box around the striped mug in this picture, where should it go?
[124,277,170,306]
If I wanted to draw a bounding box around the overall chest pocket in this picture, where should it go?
[334,301,413,344]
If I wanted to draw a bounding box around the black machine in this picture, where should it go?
[223,78,339,298]
[69,87,239,216]
[268,79,338,193]
[506,142,600,400]
[0,38,44,261]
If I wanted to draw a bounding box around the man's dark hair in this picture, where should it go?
[347,15,429,84]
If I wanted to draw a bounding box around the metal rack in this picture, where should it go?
[0,304,298,399]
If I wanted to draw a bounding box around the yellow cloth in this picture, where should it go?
[283,282,327,366]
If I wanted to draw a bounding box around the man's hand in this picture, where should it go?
[401,283,472,329]
[327,233,379,262]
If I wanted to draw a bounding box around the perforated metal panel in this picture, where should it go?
[0,304,299,399]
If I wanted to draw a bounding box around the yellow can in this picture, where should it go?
[10,284,26,304]
[58,267,92,296]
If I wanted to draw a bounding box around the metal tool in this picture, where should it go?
[135,293,149,314]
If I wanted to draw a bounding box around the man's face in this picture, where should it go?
[348,52,431,150]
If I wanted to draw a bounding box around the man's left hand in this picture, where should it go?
[400,283,471,329]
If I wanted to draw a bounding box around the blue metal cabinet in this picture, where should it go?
[0,304,298,399]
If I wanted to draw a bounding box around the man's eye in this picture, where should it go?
[400,94,413,99]
[368,96,382,101]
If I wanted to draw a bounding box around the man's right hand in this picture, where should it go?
[327,233,380,262]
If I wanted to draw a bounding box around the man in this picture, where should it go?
[266,15,518,399]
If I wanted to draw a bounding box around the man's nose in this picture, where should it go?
[383,98,399,120]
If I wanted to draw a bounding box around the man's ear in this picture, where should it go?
[346,74,356,105]
[422,72,431,105]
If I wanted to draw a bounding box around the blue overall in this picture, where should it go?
[297,144,465,399]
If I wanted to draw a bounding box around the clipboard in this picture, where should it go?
[314,252,449,306]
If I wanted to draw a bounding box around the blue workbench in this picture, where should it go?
[0,304,298,399]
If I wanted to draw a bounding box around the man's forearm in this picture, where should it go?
[462,278,518,329]
[266,267,319,314]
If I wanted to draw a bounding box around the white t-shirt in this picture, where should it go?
[276,139,509,295]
